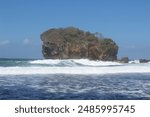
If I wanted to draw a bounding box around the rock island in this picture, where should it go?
[41,27,118,61]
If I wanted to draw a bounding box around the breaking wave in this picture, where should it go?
[129,60,140,64]
[29,59,122,67]
[0,65,150,75]
[0,59,150,75]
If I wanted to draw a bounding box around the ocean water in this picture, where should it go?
[0,58,150,100]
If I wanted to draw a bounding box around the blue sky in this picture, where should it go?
[0,0,150,59]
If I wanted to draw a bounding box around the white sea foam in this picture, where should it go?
[1,59,150,75]
[29,59,122,66]
[0,64,150,75]
[73,59,122,66]
[129,60,140,64]
[29,59,61,65]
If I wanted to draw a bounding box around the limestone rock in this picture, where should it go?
[139,59,150,63]
[119,57,129,63]
[41,27,118,61]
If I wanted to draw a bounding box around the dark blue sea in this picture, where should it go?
[0,59,150,100]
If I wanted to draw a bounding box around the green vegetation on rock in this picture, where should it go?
[41,27,118,61]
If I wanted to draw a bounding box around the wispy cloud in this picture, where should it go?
[130,45,136,49]
[23,38,30,45]
[0,40,10,46]
[124,45,136,49]
[23,38,40,46]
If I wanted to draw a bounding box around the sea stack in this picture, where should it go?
[41,27,119,61]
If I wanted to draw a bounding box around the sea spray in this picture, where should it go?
[0,59,150,75]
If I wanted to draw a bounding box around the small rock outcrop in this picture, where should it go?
[41,27,119,61]
[119,57,129,63]
[139,59,150,63]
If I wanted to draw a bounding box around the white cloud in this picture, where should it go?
[23,38,40,46]
[0,40,10,46]
[124,45,136,49]
[130,45,136,49]
[23,38,30,45]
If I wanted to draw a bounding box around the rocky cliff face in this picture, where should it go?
[41,27,118,61]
